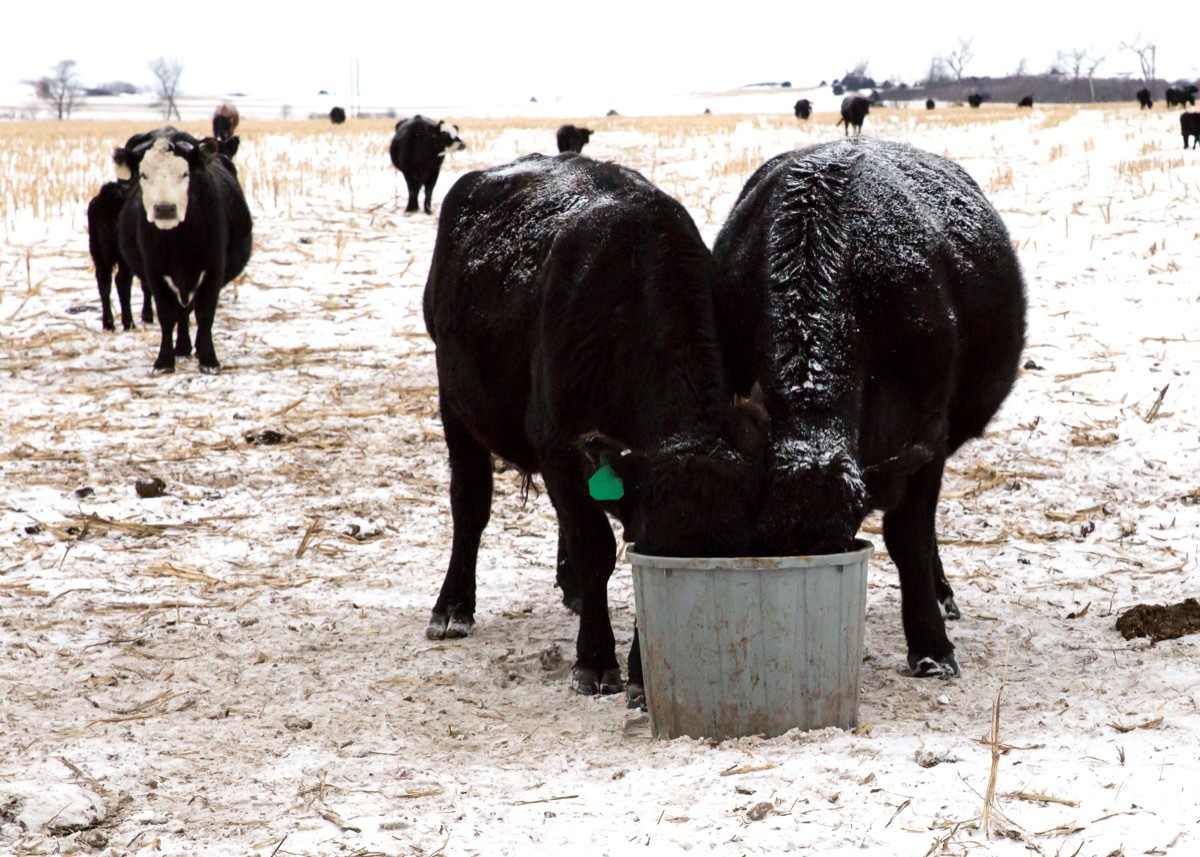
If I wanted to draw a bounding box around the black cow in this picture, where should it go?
[212,103,239,141]
[967,93,984,108]
[87,179,152,331]
[793,98,813,120]
[838,95,870,135]
[115,127,253,374]
[925,98,936,110]
[389,115,466,214]
[556,124,592,153]
[712,137,1026,679]
[330,106,347,124]
[1137,87,1153,109]
[422,153,769,699]
[1017,96,1034,108]
[1182,112,1200,149]
[1165,85,1198,107]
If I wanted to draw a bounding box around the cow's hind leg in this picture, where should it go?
[542,455,621,696]
[114,262,135,330]
[96,265,116,331]
[427,411,493,640]
[882,455,960,678]
[555,529,582,615]
[422,181,434,215]
[404,178,421,213]
[933,552,961,620]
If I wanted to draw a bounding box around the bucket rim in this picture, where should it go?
[626,538,874,570]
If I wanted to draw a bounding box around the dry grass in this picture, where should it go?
[0,106,1080,228]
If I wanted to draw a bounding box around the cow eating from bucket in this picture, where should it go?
[422,152,769,700]
[115,127,253,374]
[713,137,1026,679]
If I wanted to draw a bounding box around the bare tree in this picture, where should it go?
[925,55,950,86]
[149,57,183,120]
[1121,35,1156,85]
[943,37,975,82]
[34,59,83,119]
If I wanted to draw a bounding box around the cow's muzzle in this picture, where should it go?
[153,203,178,220]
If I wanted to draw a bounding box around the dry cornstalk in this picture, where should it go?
[1144,384,1169,422]
[981,684,1003,838]
[1004,789,1079,807]
[296,518,324,559]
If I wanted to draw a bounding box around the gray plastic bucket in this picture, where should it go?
[628,539,872,740]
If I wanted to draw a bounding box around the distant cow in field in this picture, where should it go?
[330,106,346,124]
[838,95,870,135]
[712,137,1026,679]
[967,93,984,108]
[1165,85,1198,107]
[212,103,239,141]
[926,98,936,110]
[1183,112,1200,149]
[1017,96,1034,108]
[389,115,466,214]
[1137,88,1153,109]
[114,127,253,374]
[794,98,812,119]
[422,153,770,700]
[556,124,592,153]
[87,179,152,331]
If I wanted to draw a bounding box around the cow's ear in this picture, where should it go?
[113,147,132,181]
[197,137,220,163]
[577,431,645,497]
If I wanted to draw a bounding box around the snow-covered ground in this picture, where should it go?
[1,97,1199,856]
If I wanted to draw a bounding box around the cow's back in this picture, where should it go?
[391,117,435,179]
[88,181,127,265]
[425,153,724,462]
[714,137,1025,459]
[207,155,253,283]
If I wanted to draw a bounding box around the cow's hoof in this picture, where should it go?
[909,653,960,679]
[425,611,473,641]
[626,683,647,711]
[199,364,221,376]
[941,596,962,621]
[152,365,175,375]
[571,666,623,696]
[102,322,116,332]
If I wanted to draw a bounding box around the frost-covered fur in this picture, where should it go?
[423,153,768,699]
[713,136,1026,678]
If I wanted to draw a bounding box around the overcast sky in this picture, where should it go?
[3,2,1193,107]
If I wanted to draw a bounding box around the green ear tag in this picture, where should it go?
[588,462,625,501]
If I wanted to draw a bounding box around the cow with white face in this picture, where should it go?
[115,127,252,374]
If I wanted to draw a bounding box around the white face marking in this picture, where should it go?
[139,137,191,229]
